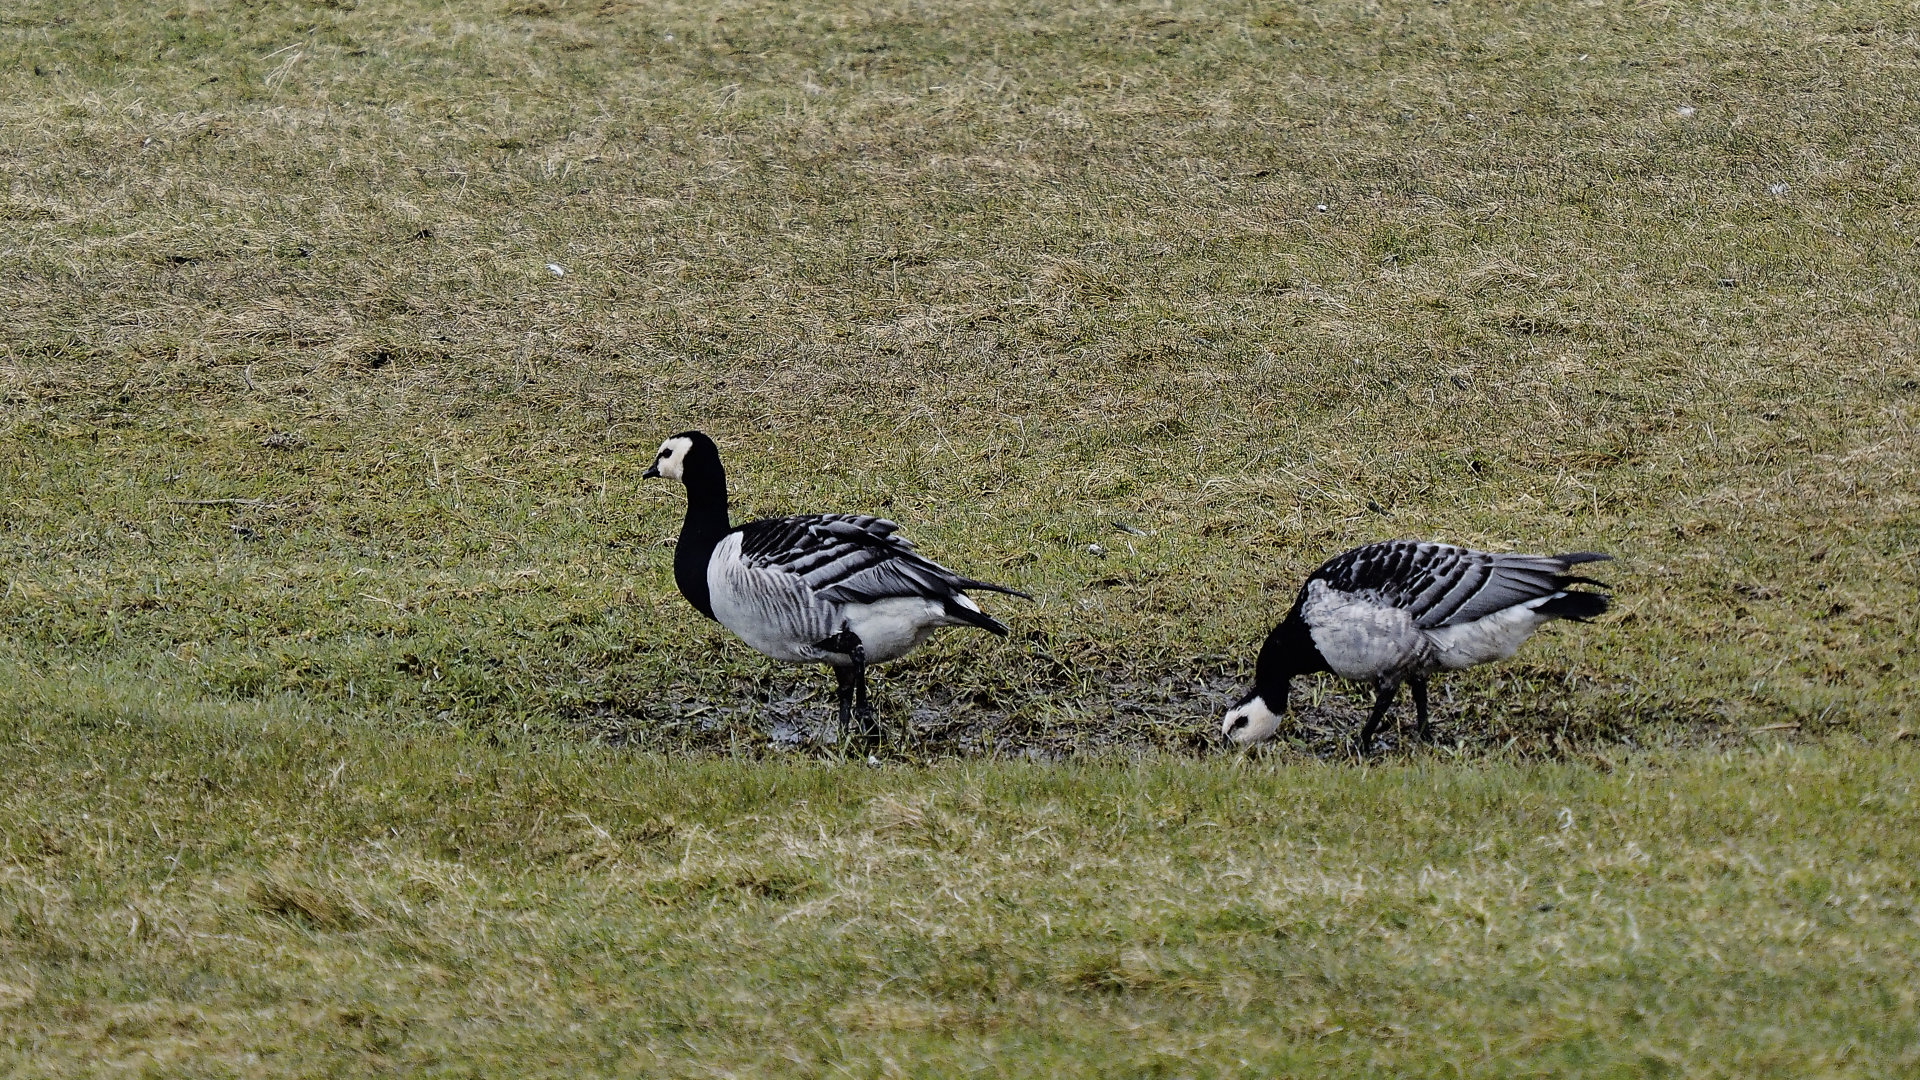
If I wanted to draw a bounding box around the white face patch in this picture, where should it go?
[652,436,693,481]
[1221,694,1284,746]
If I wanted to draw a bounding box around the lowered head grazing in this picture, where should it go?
[1221,690,1285,746]
[1224,539,1613,754]
[1220,612,1318,747]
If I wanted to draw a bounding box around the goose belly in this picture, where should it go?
[842,597,956,664]
[706,536,837,664]
[1423,598,1553,670]
[1302,581,1427,680]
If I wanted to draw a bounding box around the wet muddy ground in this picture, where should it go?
[567,671,1657,762]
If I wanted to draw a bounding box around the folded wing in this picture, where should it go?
[734,514,1027,623]
[1312,540,1609,629]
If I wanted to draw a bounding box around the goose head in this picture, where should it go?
[1221,611,1317,746]
[643,430,722,485]
[1221,688,1286,746]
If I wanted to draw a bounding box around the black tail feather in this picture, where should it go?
[1537,590,1610,622]
[943,597,1012,636]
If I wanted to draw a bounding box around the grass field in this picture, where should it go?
[3,0,1919,1073]
[6,712,1920,1076]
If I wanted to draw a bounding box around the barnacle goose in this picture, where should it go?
[643,430,1030,745]
[1222,540,1612,753]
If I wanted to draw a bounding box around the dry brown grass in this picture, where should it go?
[4,0,1918,756]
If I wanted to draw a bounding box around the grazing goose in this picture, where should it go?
[1222,540,1612,753]
[643,430,1029,744]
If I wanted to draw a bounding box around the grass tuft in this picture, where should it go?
[247,875,363,932]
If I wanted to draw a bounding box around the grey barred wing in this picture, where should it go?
[1415,551,1577,628]
[1310,540,1581,629]
[1308,540,1453,610]
[731,514,965,605]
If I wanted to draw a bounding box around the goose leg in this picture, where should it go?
[853,664,878,747]
[1411,677,1432,743]
[815,629,868,749]
[833,664,858,746]
[1358,681,1400,755]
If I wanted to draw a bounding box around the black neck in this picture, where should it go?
[672,465,730,620]
[1254,605,1328,703]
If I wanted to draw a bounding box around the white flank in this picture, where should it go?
[707,533,982,666]
[1424,594,1557,670]
[707,533,827,663]
[842,597,954,664]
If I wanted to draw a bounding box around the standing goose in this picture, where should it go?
[643,430,1029,744]
[1222,540,1612,753]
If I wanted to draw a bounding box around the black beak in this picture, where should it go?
[641,463,661,479]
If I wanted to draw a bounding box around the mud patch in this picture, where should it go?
[564,671,1642,761]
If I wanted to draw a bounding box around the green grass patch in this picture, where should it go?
[3,701,1918,1075]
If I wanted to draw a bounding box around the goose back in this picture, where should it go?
[1307,540,1607,630]
[708,513,1026,665]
